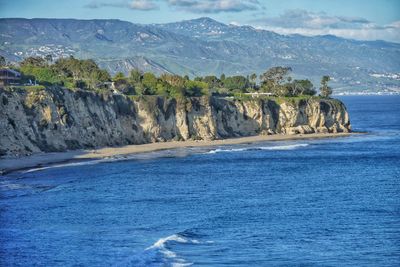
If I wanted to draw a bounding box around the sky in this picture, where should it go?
[1,0,400,42]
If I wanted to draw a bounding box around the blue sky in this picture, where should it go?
[1,0,400,42]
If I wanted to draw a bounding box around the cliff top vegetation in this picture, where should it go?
[1,55,333,99]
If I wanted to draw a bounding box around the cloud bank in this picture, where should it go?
[251,9,400,43]
[85,0,261,13]
[85,0,158,10]
[167,0,261,13]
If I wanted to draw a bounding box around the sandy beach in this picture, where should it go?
[0,132,355,174]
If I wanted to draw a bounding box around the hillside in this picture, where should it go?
[0,17,399,93]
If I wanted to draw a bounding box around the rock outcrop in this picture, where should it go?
[0,87,351,157]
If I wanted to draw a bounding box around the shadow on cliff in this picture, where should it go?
[210,97,281,138]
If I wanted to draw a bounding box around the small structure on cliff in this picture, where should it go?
[0,68,21,86]
[244,92,275,98]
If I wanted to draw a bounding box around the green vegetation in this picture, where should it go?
[259,67,318,97]
[0,56,6,67]
[320,75,333,98]
[10,56,335,99]
[18,56,110,90]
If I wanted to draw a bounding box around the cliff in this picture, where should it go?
[0,87,351,157]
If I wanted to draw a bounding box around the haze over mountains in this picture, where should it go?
[0,17,399,94]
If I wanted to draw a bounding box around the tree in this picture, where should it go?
[260,66,292,96]
[156,82,169,96]
[320,75,333,97]
[203,75,221,89]
[224,75,250,92]
[287,79,316,96]
[160,74,185,88]
[142,72,158,95]
[0,56,6,67]
[135,83,145,96]
[81,59,110,88]
[249,73,257,90]
[129,69,142,84]
[184,80,209,96]
[20,65,61,85]
[113,72,126,82]
[17,55,113,89]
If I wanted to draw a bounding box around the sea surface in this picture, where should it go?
[1,96,399,266]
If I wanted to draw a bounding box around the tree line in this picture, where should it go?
[1,55,333,98]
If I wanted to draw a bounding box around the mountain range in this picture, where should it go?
[0,17,399,93]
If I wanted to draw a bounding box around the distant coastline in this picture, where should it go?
[0,132,356,175]
[334,91,400,96]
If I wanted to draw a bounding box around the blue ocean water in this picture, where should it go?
[1,96,399,266]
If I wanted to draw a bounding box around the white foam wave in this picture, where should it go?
[116,233,208,267]
[145,234,199,266]
[259,143,309,150]
[207,148,247,154]
[21,149,191,174]
[207,143,309,154]
[21,143,309,173]
[21,156,129,174]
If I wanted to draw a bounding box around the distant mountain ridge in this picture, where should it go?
[0,17,399,93]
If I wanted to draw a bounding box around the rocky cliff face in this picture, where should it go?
[0,87,351,157]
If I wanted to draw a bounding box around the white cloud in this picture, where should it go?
[130,0,158,10]
[252,9,400,43]
[167,0,261,13]
[85,0,158,10]
[86,0,261,13]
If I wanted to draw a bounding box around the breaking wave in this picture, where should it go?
[116,231,212,267]
[259,143,309,150]
[207,143,309,154]
[21,144,309,174]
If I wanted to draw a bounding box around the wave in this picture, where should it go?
[207,147,247,154]
[260,143,309,150]
[21,154,148,174]
[21,143,309,173]
[22,160,105,173]
[116,231,212,267]
[207,143,309,154]
[145,234,198,266]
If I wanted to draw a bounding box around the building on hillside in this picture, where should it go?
[0,68,21,86]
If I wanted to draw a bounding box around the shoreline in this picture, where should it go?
[0,132,357,175]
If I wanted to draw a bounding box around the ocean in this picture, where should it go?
[1,96,399,266]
